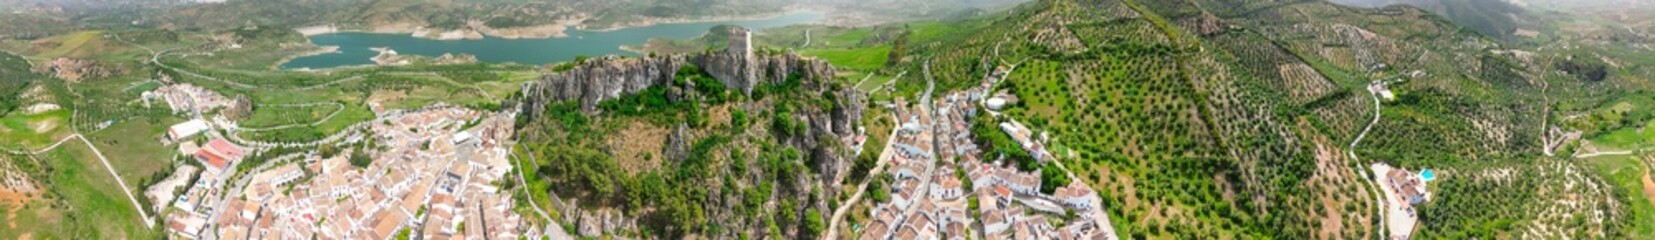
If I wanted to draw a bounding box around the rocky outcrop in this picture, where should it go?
[33,58,116,82]
[666,123,692,163]
[519,55,689,115]
[222,95,254,120]
[517,26,865,239]
[691,49,842,95]
[790,82,862,194]
[552,194,637,238]
[518,32,863,175]
[575,209,634,237]
[520,44,846,113]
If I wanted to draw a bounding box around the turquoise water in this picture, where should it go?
[280,12,822,69]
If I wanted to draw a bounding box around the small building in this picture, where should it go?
[894,161,923,180]
[998,121,1051,162]
[969,163,997,192]
[894,143,933,160]
[892,179,922,211]
[1054,181,1098,211]
[1386,169,1429,206]
[930,172,964,200]
[986,98,1008,110]
[168,119,211,141]
[252,164,304,188]
[901,122,925,135]
[167,212,209,239]
[997,168,1041,195]
[195,138,245,174]
[452,131,474,145]
[1370,82,1396,101]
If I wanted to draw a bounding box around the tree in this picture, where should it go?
[348,149,372,168]
[1039,163,1070,194]
[804,209,825,238]
[869,177,889,203]
[885,27,910,67]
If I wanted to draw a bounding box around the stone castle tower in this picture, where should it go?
[727,27,756,92]
[728,26,752,56]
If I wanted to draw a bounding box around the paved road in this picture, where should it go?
[822,112,903,240]
[1002,110,1119,238]
[202,152,300,240]
[1351,82,1387,239]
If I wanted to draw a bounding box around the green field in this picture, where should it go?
[1591,118,1655,151]
[1,143,161,239]
[1581,154,1655,239]
[798,46,891,72]
[0,110,71,149]
[161,53,539,142]
[238,103,344,129]
[854,73,903,93]
[85,116,187,190]
[33,31,103,59]
[234,103,373,143]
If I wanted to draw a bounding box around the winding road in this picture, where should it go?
[1,101,156,228]
[5,134,155,228]
[1350,82,1387,239]
[802,29,812,48]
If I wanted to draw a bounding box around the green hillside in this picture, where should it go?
[813,0,1650,238]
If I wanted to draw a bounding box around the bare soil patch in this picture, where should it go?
[0,189,27,208]
[609,121,670,174]
[28,120,55,134]
[367,90,407,104]
[1641,169,1655,206]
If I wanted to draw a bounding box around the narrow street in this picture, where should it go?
[509,145,572,239]
[822,113,902,240]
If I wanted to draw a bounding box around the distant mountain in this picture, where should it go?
[1328,0,1529,39]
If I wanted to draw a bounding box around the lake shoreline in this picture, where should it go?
[280,11,823,70]
[294,10,821,41]
[269,46,341,71]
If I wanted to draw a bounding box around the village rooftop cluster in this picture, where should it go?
[858,65,1116,240]
[139,82,544,239]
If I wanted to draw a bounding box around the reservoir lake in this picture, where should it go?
[279,11,823,69]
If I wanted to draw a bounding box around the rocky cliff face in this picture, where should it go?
[518,49,860,141]
[520,47,852,120]
[519,55,688,115]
